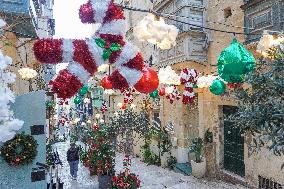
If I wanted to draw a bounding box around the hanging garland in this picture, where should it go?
[166,86,181,104]
[123,88,135,104]
[180,68,198,105]
[100,100,108,114]
[0,133,38,166]
[33,0,158,99]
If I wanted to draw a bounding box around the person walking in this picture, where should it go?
[67,143,79,180]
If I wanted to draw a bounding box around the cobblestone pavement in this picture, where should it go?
[55,142,247,189]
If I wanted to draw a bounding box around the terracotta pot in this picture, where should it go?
[191,157,206,178]
[98,175,112,189]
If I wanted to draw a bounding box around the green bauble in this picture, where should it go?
[150,89,159,98]
[74,96,81,104]
[209,79,226,95]
[79,85,89,95]
[217,39,255,83]
[46,101,54,107]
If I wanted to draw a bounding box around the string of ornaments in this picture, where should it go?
[149,38,256,104]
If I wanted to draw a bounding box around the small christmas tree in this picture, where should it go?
[108,109,150,156]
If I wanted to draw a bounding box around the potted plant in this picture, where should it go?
[112,171,141,189]
[89,124,115,189]
[189,137,206,178]
[112,155,141,189]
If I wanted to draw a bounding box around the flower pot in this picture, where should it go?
[98,175,112,189]
[191,157,206,178]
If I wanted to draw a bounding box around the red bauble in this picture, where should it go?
[134,67,159,94]
[121,103,127,110]
[101,76,113,89]
[158,88,166,96]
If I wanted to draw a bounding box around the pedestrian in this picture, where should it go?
[67,142,79,180]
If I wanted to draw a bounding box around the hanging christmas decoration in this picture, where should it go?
[257,31,284,57]
[166,86,181,104]
[196,75,218,88]
[158,66,180,85]
[134,67,159,94]
[133,13,179,50]
[100,100,108,114]
[180,68,198,105]
[150,89,159,98]
[0,50,24,142]
[79,85,89,95]
[227,83,242,89]
[217,39,255,83]
[0,133,38,166]
[121,104,127,110]
[165,86,175,94]
[33,0,156,98]
[209,79,226,95]
[18,67,38,79]
[57,99,70,127]
[74,96,81,104]
[101,75,113,89]
[123,88,135,104]
[158,88,166,96]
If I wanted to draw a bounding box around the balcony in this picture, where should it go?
[242,0,284,44]
[154,0,208,66]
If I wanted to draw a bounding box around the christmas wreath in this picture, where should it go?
[0,133,38,166]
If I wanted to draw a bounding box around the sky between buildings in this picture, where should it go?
[53,0,94,39]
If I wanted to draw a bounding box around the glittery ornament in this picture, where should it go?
[209,79,226,95]
[134,67,159,93]
[79,85,89,95]
[217,39,255,83]
[150,89,159,98]
[158,88,166,96]
[74,96,81,104]
[101,75,113,89]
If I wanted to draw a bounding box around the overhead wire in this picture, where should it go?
[2,4,283,39]
[119,5,262,36]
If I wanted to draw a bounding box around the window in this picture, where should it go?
[252,11,272,29]
[224,7,232,19]
[189,9,203,30]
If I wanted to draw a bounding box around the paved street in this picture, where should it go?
[55,142,247,189]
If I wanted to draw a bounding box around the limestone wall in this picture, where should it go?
[244,135,284,187]
[1,32,41,95]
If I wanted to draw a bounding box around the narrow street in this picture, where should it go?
[56,142,247,189]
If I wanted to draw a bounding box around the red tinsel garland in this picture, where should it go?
[50,70,83,99]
